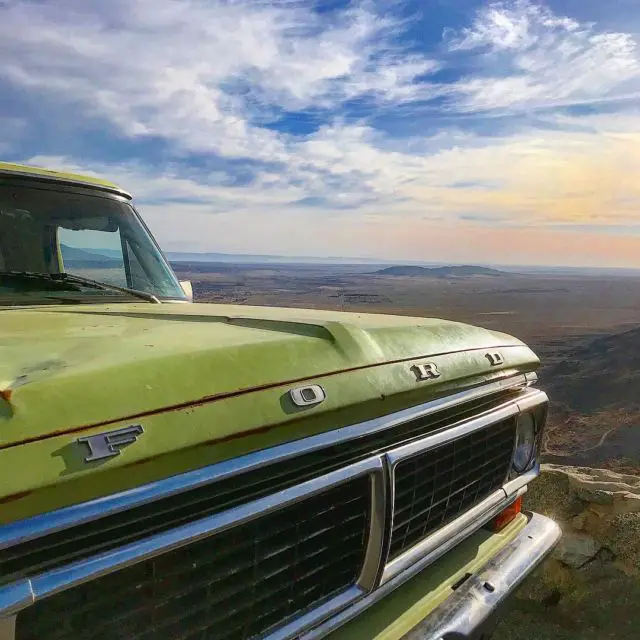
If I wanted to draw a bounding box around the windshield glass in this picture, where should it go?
[0,180,187,305]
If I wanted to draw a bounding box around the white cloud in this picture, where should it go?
[24,101,640,232]
[22,154,311,214]
[447,0,580,52]
[0,0,439,157]
[446,0,640,112]
[2,0,640,262]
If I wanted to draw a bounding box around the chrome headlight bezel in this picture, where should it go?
[512,411,537,473]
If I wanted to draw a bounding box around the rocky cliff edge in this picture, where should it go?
[494,464,640,640]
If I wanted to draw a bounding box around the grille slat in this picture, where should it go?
[0,388,517,585]
[95,546,361,640]
[393,448,514,519]
[16,477,371,640]
[54,517,366,629]
[389,418,516,559]
[70,510,364,620]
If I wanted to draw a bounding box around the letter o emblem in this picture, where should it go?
[289,385,326,407]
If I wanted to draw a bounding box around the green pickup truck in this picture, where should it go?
[0,161,561,640]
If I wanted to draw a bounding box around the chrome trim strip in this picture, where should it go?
[0,457,382,631]
[517,389,549,413]
[503,464,539,498]
[504,391,548,485]
[266,586,365,640]
[0,584,33,618]
[381,488,519,585]
[300,509,557,640]
[385,401,521,468]
[0,373,532,552]
[357,468,388,592]
[399,512,562,639]
[381,389,547,585]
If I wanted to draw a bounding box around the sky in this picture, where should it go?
[1,0,640,268]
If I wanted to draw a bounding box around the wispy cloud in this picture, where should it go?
[0,0,439,152]
[445,0,640,113]
[1,0,640,267]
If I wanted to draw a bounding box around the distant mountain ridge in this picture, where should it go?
[60,244,119,263]
[157,251,640,275]
[166,251,398,265]
[375,265,507,278]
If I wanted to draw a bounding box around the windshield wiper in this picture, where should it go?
[0,271,160,303]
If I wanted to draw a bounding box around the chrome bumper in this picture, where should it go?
[400,511,562,640]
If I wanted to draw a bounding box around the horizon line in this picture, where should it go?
[163,250,640,273]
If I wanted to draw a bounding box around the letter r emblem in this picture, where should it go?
[412,363,441,381]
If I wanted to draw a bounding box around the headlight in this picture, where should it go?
[513,412,536,472]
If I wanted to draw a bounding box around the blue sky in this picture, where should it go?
[2,0,640,267]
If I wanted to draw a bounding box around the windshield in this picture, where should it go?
[0,180,187,305]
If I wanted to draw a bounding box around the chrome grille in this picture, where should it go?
[389,418,516,559]
[0,381,549,640]
[15,476,371,640]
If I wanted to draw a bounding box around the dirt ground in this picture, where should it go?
[172,263,640,351]
[493,568,640,640]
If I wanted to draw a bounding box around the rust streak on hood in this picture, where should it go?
[0,302,532,448]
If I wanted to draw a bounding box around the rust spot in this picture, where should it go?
[0,388,13,402]
[201,423,277,447]
[125,458,150,468]
[121,423,282,470]
[0,490,32,505]
[0,344,525,452]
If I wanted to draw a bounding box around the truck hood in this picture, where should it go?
[0,302,530,447]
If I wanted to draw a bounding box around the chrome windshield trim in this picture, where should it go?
[0,373,531,552]
[0,456,382,627]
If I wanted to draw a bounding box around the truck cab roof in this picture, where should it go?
[0,161,131,199]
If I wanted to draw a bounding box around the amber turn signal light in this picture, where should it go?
[489,496,522,532]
